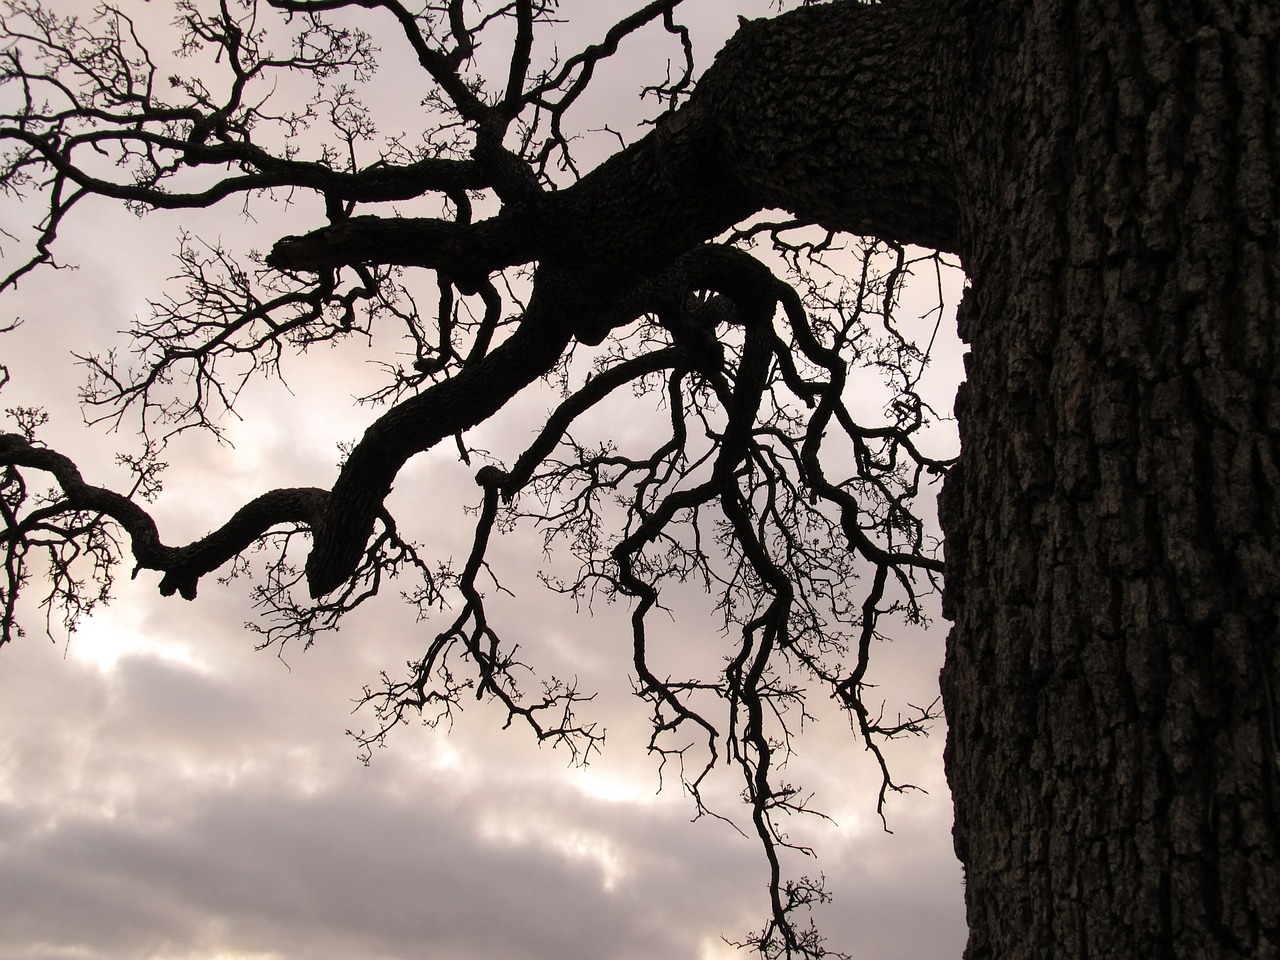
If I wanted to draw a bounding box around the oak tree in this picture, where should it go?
[0,1,1275,958]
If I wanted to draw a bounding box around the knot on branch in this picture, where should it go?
[475,464,515,503]
[157,568,201,601]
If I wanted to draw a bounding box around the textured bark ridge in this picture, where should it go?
[939,1,1280,956]
[703,0,959,253]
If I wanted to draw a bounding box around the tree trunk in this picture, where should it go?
[939,1,1280,957]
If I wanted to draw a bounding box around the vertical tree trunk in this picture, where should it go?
[940,1,1280,957]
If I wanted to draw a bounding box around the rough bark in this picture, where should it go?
[939,1,1280,957]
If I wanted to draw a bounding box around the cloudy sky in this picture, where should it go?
[0,2,968,958]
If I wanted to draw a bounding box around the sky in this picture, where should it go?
[0,2,969,958]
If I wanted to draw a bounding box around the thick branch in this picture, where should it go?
[707,0,959,252]
[303,266,592,597]
[269,0,959,284]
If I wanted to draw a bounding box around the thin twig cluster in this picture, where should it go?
[0,3,957,956]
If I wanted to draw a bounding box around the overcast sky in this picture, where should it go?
[0,2,968,958]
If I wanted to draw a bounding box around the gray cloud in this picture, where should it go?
[0,579,964,959]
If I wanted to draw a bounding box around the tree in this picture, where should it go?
[0,0,1274,957]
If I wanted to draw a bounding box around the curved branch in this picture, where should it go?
[489,346,685,500]
[0,432,326,599]
[303,265,588,597]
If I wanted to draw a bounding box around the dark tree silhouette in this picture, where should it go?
[0,1,1276,958]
